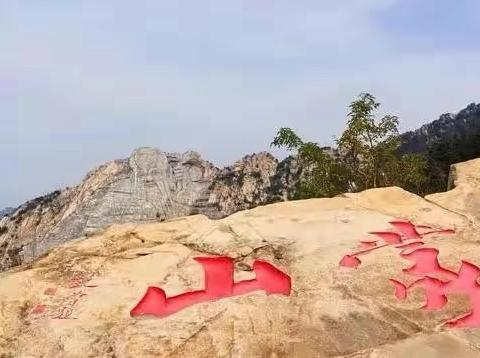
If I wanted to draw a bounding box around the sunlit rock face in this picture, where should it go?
[0,148,302,271]
[1,186,480,357]
[0,148,214,270]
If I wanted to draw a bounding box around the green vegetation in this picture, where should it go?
[425,127,480,193]
[271,93,428,198]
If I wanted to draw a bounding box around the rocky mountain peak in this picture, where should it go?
[399,102,480,154]
[0,147,301,271]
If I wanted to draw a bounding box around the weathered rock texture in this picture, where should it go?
[1,184,480,357]
[0,148,301,271]
[203,152,301,216]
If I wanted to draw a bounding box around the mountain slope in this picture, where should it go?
[399,102,480,193]
[400,102,480,154]
[0,148,300,271]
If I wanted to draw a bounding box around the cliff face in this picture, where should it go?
[200,152,301,217]
[0,148,301,271]
[0,148,216,270]
[399,103,480,154]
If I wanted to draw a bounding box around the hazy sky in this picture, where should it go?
[2,0,480,207]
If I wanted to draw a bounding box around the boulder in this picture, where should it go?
[1,187,480,357]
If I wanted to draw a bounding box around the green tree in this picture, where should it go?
[383,153,428,194]
[271,93,428,198]
[271,129,349,198]
[337,92,403,190]
[423,122,480,194]
[425,138,459,193]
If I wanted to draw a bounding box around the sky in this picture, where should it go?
[1,0,480,207]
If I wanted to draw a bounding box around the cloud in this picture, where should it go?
[1,0,480,206]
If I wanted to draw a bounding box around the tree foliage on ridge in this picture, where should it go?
[271,93,428,198]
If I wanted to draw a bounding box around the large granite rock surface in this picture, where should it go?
[0,148,300,271]
[1,187,480,357]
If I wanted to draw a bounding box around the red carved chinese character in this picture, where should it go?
[339,220,454,269]
[338,219,480,328]
[130,257,291,318]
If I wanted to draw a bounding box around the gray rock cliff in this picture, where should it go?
[0,148,301,271]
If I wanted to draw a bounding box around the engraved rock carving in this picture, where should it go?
[338,220,480,328]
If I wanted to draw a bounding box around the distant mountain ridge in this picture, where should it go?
[399,102,480,193]
[1,101,479,272]
[399,103,480,154]
[0,148,301,271]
